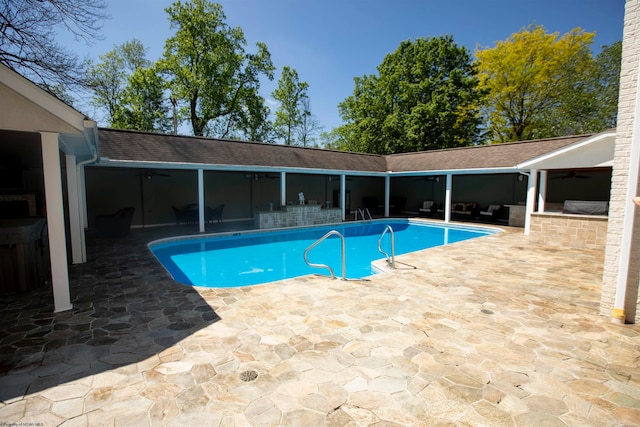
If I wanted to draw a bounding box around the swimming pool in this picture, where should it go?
[149,219,499,288]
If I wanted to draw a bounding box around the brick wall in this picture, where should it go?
[601,0,640,321]
[530,213,608,250]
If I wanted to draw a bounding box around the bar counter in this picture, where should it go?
[254,204,342,229]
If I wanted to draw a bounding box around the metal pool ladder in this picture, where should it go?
[354,208,372,221]
[377,225,395,268]
[304,230,346,280]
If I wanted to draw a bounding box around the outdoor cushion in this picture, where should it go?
[562,200,608,215]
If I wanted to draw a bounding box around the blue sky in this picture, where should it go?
[63,0,625,133]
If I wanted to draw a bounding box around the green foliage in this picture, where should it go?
[272,66,309,145]
[475,24,619,142]
[593,41,622,129]
[158,0,274,137]
[321,127,351,151]
[86,39,153,126]
[113,67,172,133]
[336,36,484,154]
[209,88,275,142]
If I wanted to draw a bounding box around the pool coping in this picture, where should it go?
[146,218,505,288]
[146,218,504,248]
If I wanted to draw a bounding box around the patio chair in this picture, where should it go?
[479,204,501,222]
[419,200,435,216]
[94,207,135,237]
[206,204,225,223]
[173,205,198,224]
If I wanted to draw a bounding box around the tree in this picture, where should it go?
[320,127,351,151]
[297,97,323,147]
[86,39,152,126]
[0,0,107,90]
[115,66,172,133]
[337,36,484,154]
[272,66,309,145]
[593,41,622,129]
[235,90,275,142]
[159,0,274,137]
[475,24,616,142]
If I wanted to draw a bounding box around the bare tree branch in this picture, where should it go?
[0,0,108,90]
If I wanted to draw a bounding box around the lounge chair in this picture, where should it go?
[451,202,479,220]
[94,207,135,237]
[419,200,435,216]
[479,204,501,222]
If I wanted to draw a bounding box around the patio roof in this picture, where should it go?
[517,129,616,170]
[96,128,603,176]
[97,128,387,175]
[0,64,98,161]
[385,134,591,175]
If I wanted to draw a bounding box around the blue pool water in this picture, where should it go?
[149,220,498,288]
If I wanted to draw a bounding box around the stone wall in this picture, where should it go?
[601,0,640,322]
[530,213,608,250]
[254,205,342,229]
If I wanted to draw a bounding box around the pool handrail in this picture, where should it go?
[354,208,373,221]
[377,225,395,268]
[303,230,346,280]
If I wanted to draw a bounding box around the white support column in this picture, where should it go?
[340,175,346,221]
[198,169,205,232]
[613,60,640,323]
[444,174,452,222]
[280,172,287,206]
[538,171,547,213]
[384,175,390,217]
[65,154,84,264]
[524,169,538,235]
[41,132,72,312]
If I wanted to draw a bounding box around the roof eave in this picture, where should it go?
[0,64,86,132]
[389,167,521,176]
[516,130,616,170]
[96,158,388,176]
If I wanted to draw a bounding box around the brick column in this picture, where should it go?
[601,0,640,323]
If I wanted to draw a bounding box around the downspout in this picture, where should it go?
[74,123,99,263]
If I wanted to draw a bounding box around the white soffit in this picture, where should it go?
[95,158,388,177]
[517,131,615,170]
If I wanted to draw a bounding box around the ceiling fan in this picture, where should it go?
[327,175,353,182]
[137,169,171,180]
[415,176,440,182]
[245,173,279,180]
[552,170,590,180]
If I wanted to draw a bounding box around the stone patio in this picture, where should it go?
[0,220,639,426]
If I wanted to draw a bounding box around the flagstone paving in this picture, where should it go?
[0,221,639,426]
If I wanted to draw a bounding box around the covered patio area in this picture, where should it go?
[0,222,638,425]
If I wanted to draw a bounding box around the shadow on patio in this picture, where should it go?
[0,224,231,402]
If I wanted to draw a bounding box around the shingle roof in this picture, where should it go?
[98,128,387,173]
[97,128,593,174]
[385,134,590,172]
